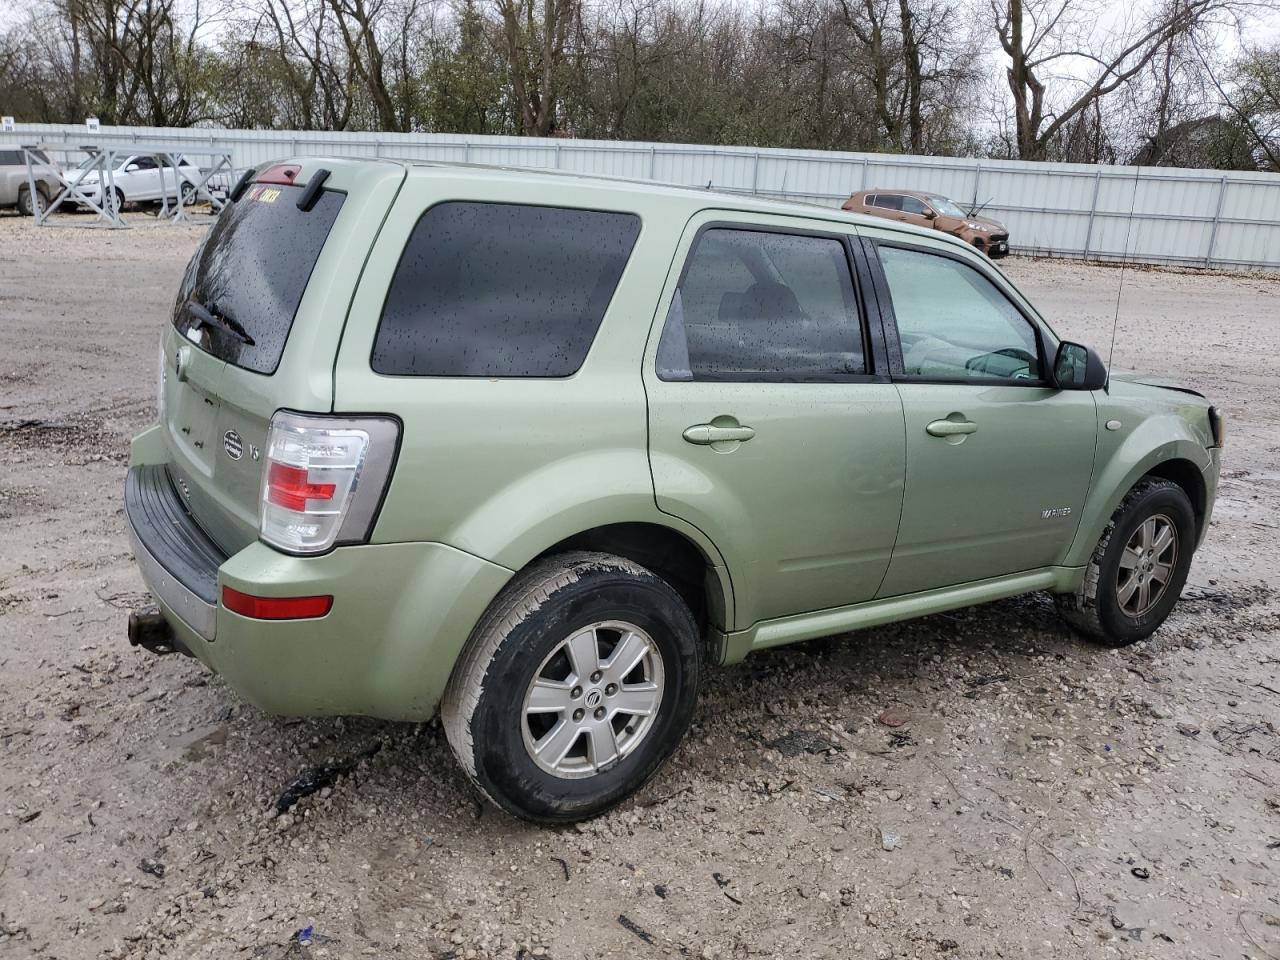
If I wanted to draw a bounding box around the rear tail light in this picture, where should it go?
[259,411,400,554]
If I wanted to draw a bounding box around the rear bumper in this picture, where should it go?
[125,465,223,641]
[123,454,514,720]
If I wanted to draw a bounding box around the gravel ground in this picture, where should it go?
[1,215,1278,960]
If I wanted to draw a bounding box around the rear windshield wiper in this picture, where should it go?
[186,300,256,346]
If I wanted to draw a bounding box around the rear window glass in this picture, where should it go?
[172,183,345,374]
[372,202,640,377]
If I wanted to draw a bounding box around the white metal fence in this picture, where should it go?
[5,122,1279,270]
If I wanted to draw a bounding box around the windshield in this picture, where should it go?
[927,196,968,218]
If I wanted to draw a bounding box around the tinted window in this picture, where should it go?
[172,183,345,374]
[878,245,1041,381]
[656,228,864,382]
[870,194,902,211]
[129,156,158,170]
[0,150,21,166]
[373,202,640,377]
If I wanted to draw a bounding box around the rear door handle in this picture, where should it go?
[926,418,978,437]
[683,423,756,445]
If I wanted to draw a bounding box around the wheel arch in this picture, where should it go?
[1065,435,1211,569]
[1142,458,1207,538]
[438,459,737,636]
[531,521,733,644]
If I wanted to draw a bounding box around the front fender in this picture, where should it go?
[1064,412,1212,569]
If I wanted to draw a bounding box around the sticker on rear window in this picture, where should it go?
[248,185,282,204]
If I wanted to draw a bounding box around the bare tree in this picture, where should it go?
[990,0,1248,159]
[1206,42,1280,168]
[256,0,355,129]
[327,0,403,130]
[4,0,1267,173]
[494,0,578,135]
[832,0,977,151]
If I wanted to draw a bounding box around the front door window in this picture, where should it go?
[878,245,1041,381]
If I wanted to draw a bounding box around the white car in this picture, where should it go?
[63,154,206,210]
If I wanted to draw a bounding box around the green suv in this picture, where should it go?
[125,159,1223,822]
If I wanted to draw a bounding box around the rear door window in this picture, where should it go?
[655,228,865,381]
[372,202,640,377]
[172,183,345,374]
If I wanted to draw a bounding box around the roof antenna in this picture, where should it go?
[1106,165,1142,382]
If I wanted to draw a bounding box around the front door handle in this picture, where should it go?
[683,422,756,445]
[926,418,978,437]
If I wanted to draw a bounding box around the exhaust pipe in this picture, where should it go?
[128,606,187,656]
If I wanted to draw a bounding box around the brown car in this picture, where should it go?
[842,189,1010,258]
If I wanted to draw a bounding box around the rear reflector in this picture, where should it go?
[222,586,333,620]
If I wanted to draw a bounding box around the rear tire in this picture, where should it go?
[16,186,46,217]
[441,551,701,823]
[1055,478,1196,647]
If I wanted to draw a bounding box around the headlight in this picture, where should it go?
[967,222,988,231]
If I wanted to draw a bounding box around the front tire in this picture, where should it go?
[441,551,701,823]
[1055,478,1196,647]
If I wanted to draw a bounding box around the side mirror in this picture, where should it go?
[922,209,936,220]
[125,163,140,172]
[1053,341,1107,390]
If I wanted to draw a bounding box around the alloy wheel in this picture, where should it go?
[1117,513,1178,617]
[520,620,664,779]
